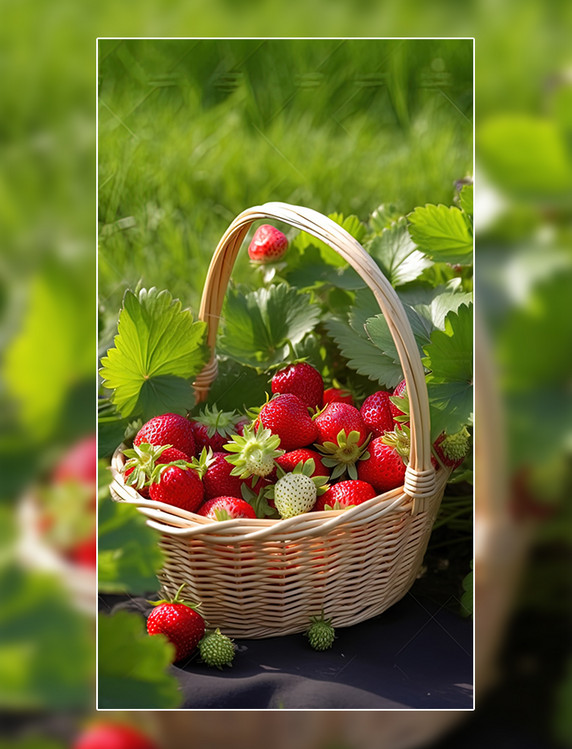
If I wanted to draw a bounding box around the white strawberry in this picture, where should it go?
[266,461,329,519]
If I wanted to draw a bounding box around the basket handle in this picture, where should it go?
[193,202,436,505]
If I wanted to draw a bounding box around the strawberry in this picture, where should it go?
[149,464,204,513]
[306,614,336,651]
[258,393,319,451]
[314,479,376,511]
[323,386,354,407]
[199,451,244,500]
[198,628,235,669]
[234,416,250,436]
[123,443,192,498]
[72,722,159,749]
[53,434,97,487]
[69,531,97,568]
[360,390,394,437]
[271,362,324,409]
[389,379,408,422]
[190,405,242,455]
[265,461,328,519]
[357,432,408,493]
[313,402,370,479]
[248,224,288,264]
[224,422,283,482]
[134,413,195,459]
[433,427,471,469]
[274,448,330,478]
[146,584,205,662]
[197,496,257,521]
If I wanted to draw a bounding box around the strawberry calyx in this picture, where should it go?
[389,391,410,424]
[123,442,194,490]
[379,425,411,462]
[148,583,202,612]
[432,427,471,467]
[193,404,241,440]
[223,422,284,482]
[241,482,279,519]
[314,429,371,480]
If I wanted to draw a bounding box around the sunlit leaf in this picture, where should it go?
[408,204,473,265]
[366,218,432,286]
[99,288,208,420]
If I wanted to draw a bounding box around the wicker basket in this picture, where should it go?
[109,202,450,638]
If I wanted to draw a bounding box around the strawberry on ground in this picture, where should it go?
[134,413,195,459]
[313,402,370,479]
[72,722,159,749]
[149,464,204,513]
[271,362,324,409]
[314,480,376,512]
[258,393,319,451]
[360,390,394,437]
[248,224,288,264]
[323,386,354,407]
[146,584,205,662]
[197,495,257,521]
[357,431,408,493]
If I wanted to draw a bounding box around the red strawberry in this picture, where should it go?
[53,435,97,487]
[149,465,204,512]
[258,393,318,451]
[134,413,195,459]
[146,585,205,662]
[360,390,394,437]
[69,531,97,568]
[314,479,376,511]
[313,402,370,479]
[357,435,407,493]
[389,379,408,421]
[197,495,257,521]
[271,362,324,409]
[248,224,288,264]
[190,405,242,455]
[202,452,244,500]
[274,448,330,478]
[234,416,250,436]
[323,386,354,407]
[73,722,159,749]
[124,444,191,498]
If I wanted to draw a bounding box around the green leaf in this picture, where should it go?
[325,317,403,389]
[98,610,181,709]
[459,184,473,217]
[218,283,320,369]
[2,263,94,441]
[203,358,270,413]
[423,303,473,439]
[368,203,403,232]
[0,741,64,749]
[366,218,432,286]
[0,564,93,709]
[99,288,208,420]
[98,464,164,595]
[408,204,473,265]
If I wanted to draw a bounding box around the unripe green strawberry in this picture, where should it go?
[306,614,335,651]
[198,628,235,669]
[224,423,283,483]
[274,472,317,518]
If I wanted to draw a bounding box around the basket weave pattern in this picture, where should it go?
[109,202,448,638]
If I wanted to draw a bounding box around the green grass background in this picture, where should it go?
[98,38,473,316]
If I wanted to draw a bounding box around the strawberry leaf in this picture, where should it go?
[219,283,320,369]
[408,204,473,265]
[99,288,208,420]
[98,611,181,709]
[423,303,473,439]
[366,218,432,287]
[459,183,473,217]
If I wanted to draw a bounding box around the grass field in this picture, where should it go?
[98,39,473,317]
